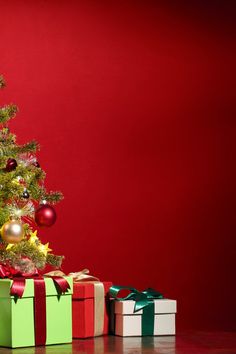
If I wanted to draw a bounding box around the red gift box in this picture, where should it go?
[72,281,112,338]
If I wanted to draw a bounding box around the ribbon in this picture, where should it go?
[44,274,71,295]
[0,263,39,298]
[10,277,26,298]
[93,282,105,336]
[69,269,100,282]
[109,285,163,336]
[34,277,46,346]
[46,269,105,337]
[0,263,38,279]
[45,269,99,282]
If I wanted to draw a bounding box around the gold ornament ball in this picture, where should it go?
[1,220,24,244]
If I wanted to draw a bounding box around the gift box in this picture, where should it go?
[0,276,73,348]
[72,281,112,338]
[111,299,177,336]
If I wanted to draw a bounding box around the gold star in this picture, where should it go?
[6,243,14,250]
[11,178,20,186]
[29,230,39,244]
[38,243,52,256]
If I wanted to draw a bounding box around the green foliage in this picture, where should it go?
[0,75,64,272]
[13,140,40,154]
[0,128,16,145]
[0,202,10,230]
[0,165,45,201]
[44,191,64,203]
[0,243,63,270]
[0,104,18,124]
[1,240,47,269]
[46,253,64,268]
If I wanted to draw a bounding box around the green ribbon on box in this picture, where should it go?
[109,285,163,336]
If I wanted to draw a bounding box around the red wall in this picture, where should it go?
[1,1,235,330]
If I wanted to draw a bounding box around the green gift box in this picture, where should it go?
[0,276,73,348]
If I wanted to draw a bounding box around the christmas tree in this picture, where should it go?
[0,75,63,275]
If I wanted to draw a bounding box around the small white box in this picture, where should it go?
[112,299,177,337]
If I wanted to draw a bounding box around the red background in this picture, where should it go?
[0,1,235,331]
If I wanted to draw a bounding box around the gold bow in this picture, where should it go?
[45,269,99,282]
[69,269,100,282]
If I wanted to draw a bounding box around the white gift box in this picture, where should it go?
[111,299,177,337]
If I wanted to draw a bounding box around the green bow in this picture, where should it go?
[109,285,163,336]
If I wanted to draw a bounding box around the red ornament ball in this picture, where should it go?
[35,204,57,227]
[6,158,17,172]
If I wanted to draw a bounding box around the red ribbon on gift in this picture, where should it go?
[0,264,70,346]
[34,277,47,346]
[10,277,26,298]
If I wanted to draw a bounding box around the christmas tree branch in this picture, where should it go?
[0,128,16,145]
[0,202,10,230]
[13,140,40,154]
[43,191,64,203]
[0,165,46,201]
[46,253,64,268]
[0,104,18,124]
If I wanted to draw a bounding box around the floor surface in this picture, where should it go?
[0,332,235,354]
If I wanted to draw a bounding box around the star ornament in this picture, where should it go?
[6,243,14,251]
[29,230,39,244]
[38,242,52,256]
[11,178,20,186]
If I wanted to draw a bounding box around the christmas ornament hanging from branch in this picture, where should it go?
[35,204,57,227]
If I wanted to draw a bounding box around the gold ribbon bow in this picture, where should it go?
[45,269,105,337]
[69,269,100,282]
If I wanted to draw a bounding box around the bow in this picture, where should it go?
[69,269,100,282]
[0,263,38,279]
[0,264,70,298]
[109,285,163,312]
[45,268,99,282]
